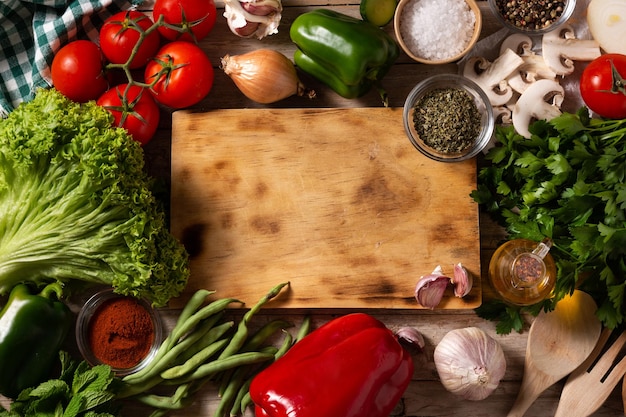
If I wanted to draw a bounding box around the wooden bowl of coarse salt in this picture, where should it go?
[394,0,482,64]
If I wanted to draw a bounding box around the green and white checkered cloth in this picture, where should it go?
[0,0,141,117]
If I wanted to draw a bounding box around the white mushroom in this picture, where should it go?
[463,48,524,106]
[500,34,558,94]
[499,33,534,56]
[541,25,602,75]
[512,79,564,138]
[493,105,513,125]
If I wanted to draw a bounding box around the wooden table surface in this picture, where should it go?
[106,0,626,415]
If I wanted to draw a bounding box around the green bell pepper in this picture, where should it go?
[290,9,399,102]
[0,283,72,398]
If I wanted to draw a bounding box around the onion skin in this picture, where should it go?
[221,49,315,104]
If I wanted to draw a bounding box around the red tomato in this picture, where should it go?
[580,54,626,119]
[99,11,161,69]
[144,41,214,109]
[153,0,217,42]
[96,84,160,145]
[51,40,108,102]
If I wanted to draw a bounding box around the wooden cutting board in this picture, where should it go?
[170,108,481,309]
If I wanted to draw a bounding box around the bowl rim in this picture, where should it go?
[75,287,163,376]
[402,73,495,162]
[394,0,482,65]
[486,0,577,35]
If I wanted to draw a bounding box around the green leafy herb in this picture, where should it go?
[0,352,119,417]
[472,109,626,334]
[0,88,189,306]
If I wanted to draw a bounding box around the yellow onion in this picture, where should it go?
[221,49,315,104]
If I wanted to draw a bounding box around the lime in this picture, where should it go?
[360,0,398,26]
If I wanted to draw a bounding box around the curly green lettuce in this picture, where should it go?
[0,88,189,306]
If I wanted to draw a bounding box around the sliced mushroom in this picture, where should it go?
[463,48,524,107]
[499,34,558,94]
[493,105,513,125]
[499,33,534,56]
[542,25,602,75]
[512,79,564,138]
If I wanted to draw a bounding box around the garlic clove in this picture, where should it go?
[223,0,282,39]
[414,266,452,309]
[452,262,473,298]
[241,0,281,16]
[396,327,425,352]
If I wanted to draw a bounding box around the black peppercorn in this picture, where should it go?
[494,0,566,31]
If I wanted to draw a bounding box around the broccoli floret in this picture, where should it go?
[0,88,189,307]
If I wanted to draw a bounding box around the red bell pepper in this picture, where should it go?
[249,312,413,417]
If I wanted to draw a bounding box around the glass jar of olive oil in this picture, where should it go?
[488,238,557,306]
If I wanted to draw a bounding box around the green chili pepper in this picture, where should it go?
[289,9,399,102]
[0,283,72,398]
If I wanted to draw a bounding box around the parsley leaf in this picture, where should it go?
[474,111,626,334]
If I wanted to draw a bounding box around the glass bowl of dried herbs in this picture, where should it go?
[487,0,576,35]
[403,74,494,162]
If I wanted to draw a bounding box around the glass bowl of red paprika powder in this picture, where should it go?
[75,288,163,376]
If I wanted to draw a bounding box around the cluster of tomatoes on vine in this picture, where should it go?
[51,0,217,145]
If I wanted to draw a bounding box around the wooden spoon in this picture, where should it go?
[506,290,602,417]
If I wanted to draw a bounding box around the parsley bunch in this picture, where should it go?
[472,109,626,334]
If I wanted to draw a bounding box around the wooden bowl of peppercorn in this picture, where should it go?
[402,74,495,162]
[487,0,576,34]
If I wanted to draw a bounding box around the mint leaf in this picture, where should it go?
[63,395,85,417]
[29,380,69,399]
[73,365,114,395]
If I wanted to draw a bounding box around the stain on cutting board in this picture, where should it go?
[170,108,481,309]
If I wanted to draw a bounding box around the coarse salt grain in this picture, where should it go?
[400,0,476,61]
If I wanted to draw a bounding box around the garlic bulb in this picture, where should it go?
[221,49,315,104]
[434,327,506,401]
[223,0,282,39]
[414,265,451,309]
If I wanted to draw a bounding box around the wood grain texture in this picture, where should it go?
[170,108,481,309]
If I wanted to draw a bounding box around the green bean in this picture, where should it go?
[172,289,214,337]
[167,351,275,384]
[214,366,247,417]
[124,313,225,384]
[239,391,253,416]
[230,378,252,417]
[217,345,278,397]
[174,321,234,366]
[218,282,289,360]
[172,297,241,342]
[126,290,221,384]
[135,384,192,410]
[240,319,293,352]
[274,329,293,360]
[215,319,283,397]
[161,338,230,379]
[295,315,311,343]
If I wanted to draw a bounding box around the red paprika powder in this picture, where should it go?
[87,296,155,370]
